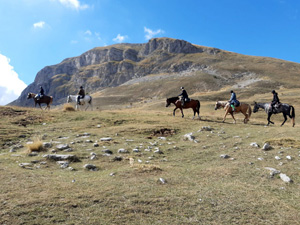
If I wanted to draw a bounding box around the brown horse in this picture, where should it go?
[166,97,200,119]
[27,92,53,110]
[215,101,252,123]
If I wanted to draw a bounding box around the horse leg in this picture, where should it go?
[180,108,184,118]
[173,108,177,116]
[281,114,287,126]
[230,113,236,124]
[267,113,274,125]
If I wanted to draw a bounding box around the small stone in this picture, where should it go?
[83,164,98,171]
[158,177,167,184]
[102,149,113,155]
[112,156,123,161]
[154,149,164,154]
[132,148,139,152]
[257,157,264,161]
[275,156,281,160]
[93,143,99,147]
[118,148,129,153]
[90,155,97,160]
[56,144,70,151]
[110,172,116,176]
[220,154,230,159]
[279,173,293,183]
[262,143,272,151]
[43,142,52,148]
[158,137,167,140]
[200,126,212,131]
[250,142,259,148]
[100,137,112,141]
[183,133,195,142]
[97,125,101,128]
[286,155,292,160]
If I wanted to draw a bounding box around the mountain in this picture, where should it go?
[10,37,300,107]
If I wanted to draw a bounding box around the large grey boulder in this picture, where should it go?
[43,154,80,162]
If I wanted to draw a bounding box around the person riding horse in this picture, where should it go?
[178,87,189,106]
[35,86,45,100]
[229,90,240,112]
[271,90,280,113]
[77,86,85,105]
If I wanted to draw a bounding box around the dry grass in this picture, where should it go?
[63,103,75,111]
[26,138,44,153]
[1,93,300,224]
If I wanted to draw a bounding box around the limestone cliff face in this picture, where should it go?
[12,38,221,106]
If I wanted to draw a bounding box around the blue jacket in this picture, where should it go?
[229,92,239,105]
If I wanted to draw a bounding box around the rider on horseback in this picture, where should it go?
[178,87,189,107]
[35,86,44,100]
[229,90,240,112]
[271,90,280,113]
[77,86,85,105]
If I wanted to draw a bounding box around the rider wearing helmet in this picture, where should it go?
[229,90,239,112]
[77,86,85,105]
[178,87,189,106]
[271,90,280,112]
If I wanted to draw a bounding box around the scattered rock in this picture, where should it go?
[100,137,112,141]
[102,149,113,155]
[19,163,33,169]
[250,142,259,148]
[43,154,80,162]
[220,154,230,159]
[154,149,164,154]
[57,161,70,169]
[262,143,272,151]
[84,164,98,171]
[93,143,99,147]
[275,156,281,160]
[43,142,52,148]
[286,155,292,160]
[183,133,196,142]
[279,173,293,183]
[56,144,70,151]
[118,148,129,153]
[265,167,281,177]
[200,126,212,131]
[112,156,123,161]
[132,148,140,152]
[158,177,167,184]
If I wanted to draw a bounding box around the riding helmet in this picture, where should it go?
[80,86,83,89]
[230,90,233,93]
[271,90,275,94]
[180,87,184,90]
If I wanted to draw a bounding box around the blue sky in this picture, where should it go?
[0,0,300,105]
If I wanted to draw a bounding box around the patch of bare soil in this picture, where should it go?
[0,107,27,117]
[152,128,176,137]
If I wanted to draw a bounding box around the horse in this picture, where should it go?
[67,95,93,111]
[253,102,295,127]
[166,97,200,119]
[215,101,252,124]
[27,92,53,110]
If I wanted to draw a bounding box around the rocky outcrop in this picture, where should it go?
[11,38,221,107]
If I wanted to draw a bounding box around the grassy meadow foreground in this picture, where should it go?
[1,98,300,224]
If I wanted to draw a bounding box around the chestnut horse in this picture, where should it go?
[27,92,53,110]
[166,97,200,119]
[215,101,252,123]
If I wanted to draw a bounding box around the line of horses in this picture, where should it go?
[26,92,295,127]
[166,96,295,127]
[27,92,93,111]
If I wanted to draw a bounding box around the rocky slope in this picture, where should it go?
[11,37,300,107]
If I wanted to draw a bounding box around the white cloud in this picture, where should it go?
[84,30,92,35]
[144,27,164,40]
[57,0,89,10]
[0,54,27,105]
[113,34,128,43]
[33,21,46,29]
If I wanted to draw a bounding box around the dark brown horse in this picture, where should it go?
[27,92,53,110]
[166,97,200,119]
[215,101,252,124]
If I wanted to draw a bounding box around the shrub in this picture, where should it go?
[63,104,75,112]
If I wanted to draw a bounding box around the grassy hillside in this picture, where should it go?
[1,90,300,224]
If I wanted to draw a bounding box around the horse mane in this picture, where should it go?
[168,96,179,101]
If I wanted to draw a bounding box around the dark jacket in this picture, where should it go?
[78,89,85,97]
[179,89,188,99]
[40,87,44,95]
[272,92,280,104]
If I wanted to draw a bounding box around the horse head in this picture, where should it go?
[67,95,71,103]
[253,101,259,113]
[166,98,171,107]
[27,93,33,99]
[214,101,220,110]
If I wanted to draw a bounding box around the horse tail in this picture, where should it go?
[197,100,200,113]
[290,105,295,126]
